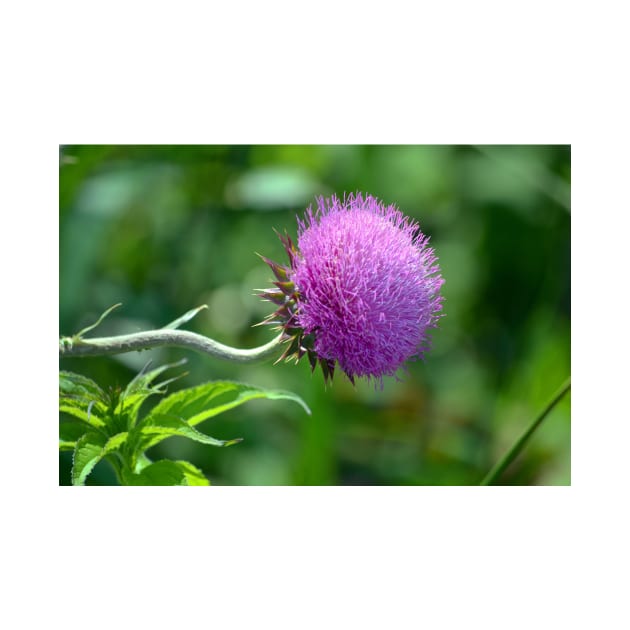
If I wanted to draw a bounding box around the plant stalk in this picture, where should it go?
[59,329,284,364]
[480,377,571,486]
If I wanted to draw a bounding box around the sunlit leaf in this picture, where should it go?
[176,461,211,486]
[135,412,241,453]
[59,371,107,428]
[143,380,311,429]
[119,359,188,427]
[71,432,107,486]
[71,431,128,486]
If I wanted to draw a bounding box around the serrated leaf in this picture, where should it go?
[71,431,128,486]
[59,402,106,428]
[143,380,311,429]
[123,460,209,486]
[104,432,129,452]
[119,359,187,427]
[60,372,105,399]
[136,412,241,453]
[71,432,107,486]
[60,372,108,428]
[123,360,187,394]
[176,461,211,486]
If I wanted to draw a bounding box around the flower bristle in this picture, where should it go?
[257,193,444,387]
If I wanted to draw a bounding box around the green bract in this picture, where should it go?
[257,231,336,384]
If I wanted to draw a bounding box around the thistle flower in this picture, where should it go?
[258,193,444,385]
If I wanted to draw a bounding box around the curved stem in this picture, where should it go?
[59,329,284,364]
[480,377,571,486]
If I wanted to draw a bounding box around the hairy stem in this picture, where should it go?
[59,329,284,364]
[480,377,571,486]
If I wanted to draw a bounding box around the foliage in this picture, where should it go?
[59,365,310,486]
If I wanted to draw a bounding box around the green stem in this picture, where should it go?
[106,452,125,485]
[480,377,571,486]
[59,329,284,364]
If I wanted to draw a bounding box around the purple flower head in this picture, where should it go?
[258,193,444,386]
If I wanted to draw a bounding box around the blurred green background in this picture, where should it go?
[59,145,570,485]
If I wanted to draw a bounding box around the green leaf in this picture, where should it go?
[143,380,311,429]
[133,452,153,473]
[122,359,187,399]
[59,401,106,428]
[71,431,128,486]
[123,460,209,486]
[59,421,90,451]
[75,303,122,338]
[176,461,211,486]
[72,433,107,485]
[60,371,105,399]
[163,305,208,330]
[135,412,242,453]
[119,359,187,427]
[59,371,107,428]
[104,432,128,452]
